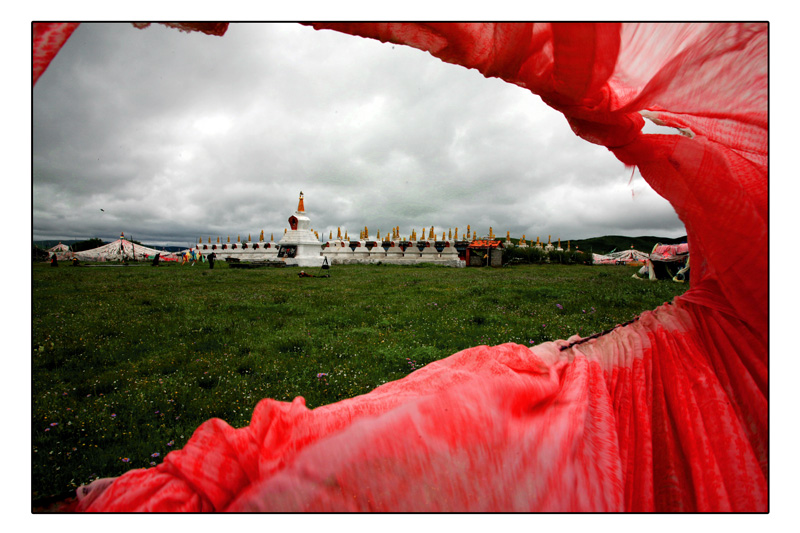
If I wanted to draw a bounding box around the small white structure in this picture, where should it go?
[384,240,405,260]
[276,192,325,267]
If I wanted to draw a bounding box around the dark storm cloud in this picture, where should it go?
[33,22,685,247]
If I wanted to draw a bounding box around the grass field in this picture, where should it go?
[31,260,689,504]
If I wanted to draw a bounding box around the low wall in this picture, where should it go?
[200,241,465,267]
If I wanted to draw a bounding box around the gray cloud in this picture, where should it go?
[33,22,685,247]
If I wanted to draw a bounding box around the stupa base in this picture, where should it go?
[282,256,325,268]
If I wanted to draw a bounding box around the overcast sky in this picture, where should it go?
[33,22,687,247]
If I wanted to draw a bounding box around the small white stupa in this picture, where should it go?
[277,191,324,267]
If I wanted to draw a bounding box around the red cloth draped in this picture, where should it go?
[34,22,767,512]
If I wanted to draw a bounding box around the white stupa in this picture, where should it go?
[277,192,325,267]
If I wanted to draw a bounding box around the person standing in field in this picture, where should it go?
[208,252,216,269]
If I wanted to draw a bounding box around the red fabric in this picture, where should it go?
[35,23,767,512]
[31,23,229,85]
[32,22,79,85]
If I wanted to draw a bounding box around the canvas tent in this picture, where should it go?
[592,248,650,265]
[73,233,179,262]
[46,242,73,261]
[633,243,690,282]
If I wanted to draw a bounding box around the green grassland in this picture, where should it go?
[32,261,688,504]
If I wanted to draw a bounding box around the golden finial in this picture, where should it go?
[260,230,264,242]
[337,227,342,239]
[270,233,274,241]
[377,230,381,239]
[237,235,241,243]
[329,230,333,239]
[248,234,251,242]
[217,236,220,243]
[227,236,230,243]
[297,191,305,213]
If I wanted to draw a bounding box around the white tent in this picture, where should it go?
[73,233,179,262]
[46,242,73,260]
[592,248,650,265]
[633,243,690,282]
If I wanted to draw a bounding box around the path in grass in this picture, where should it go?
[32,262,688,503]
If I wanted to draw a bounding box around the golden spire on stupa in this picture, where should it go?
[297,191,305,213]
[260,230,264,242]
[337,227,342,239]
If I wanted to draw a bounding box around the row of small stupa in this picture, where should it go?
[196,228,569,250]
[193,192,568,267]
